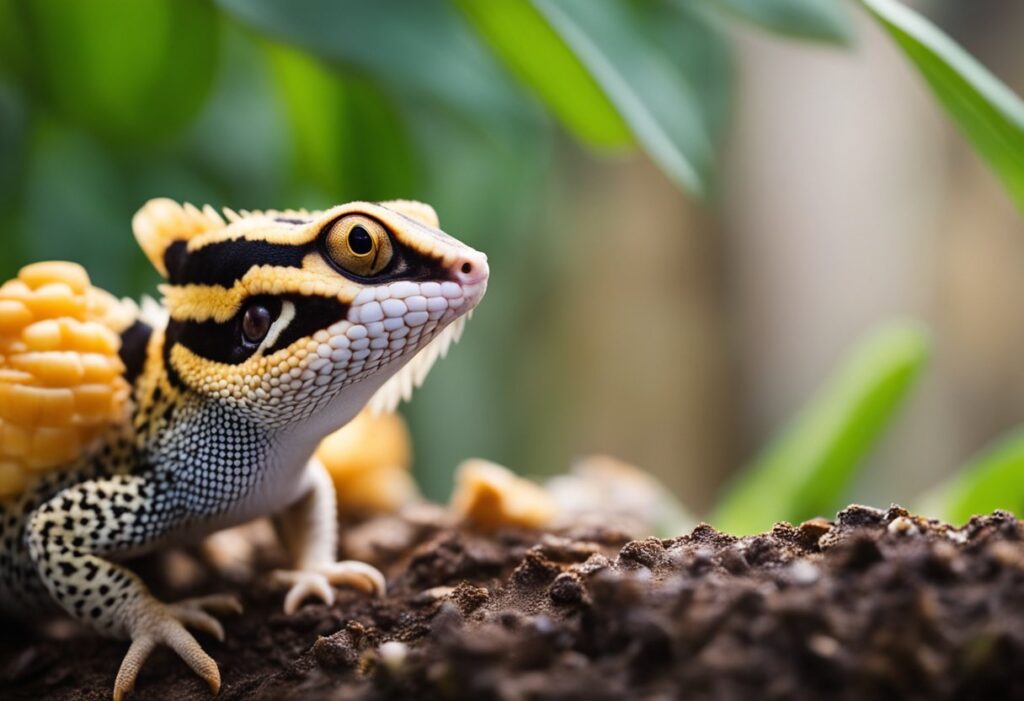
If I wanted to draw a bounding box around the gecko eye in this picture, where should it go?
[324,215,393,277]
[241,303,272,344]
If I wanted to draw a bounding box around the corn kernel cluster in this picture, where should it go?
[0,262,132,497]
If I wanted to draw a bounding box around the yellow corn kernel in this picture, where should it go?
[62,319,119,354]
[0,461,27,498]
[10,351,85,386]
[37,387,76,426]
[0,280,31,303]
[0,420,32,458]
[79,353,122,383]
[27,427,80,470]
[18,261,90,294]
[73,384,115,421]
[22,319,62,351]
[23,282,86,320]
[450,459,556,531]
[0,369,34,385]
[0,300,32,336]
[87,288,135,331]
[0,383,75,425]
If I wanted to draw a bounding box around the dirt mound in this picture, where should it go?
[4,505,1024,700]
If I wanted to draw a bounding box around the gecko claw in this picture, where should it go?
[113,594,240,700]
[272,560,386,614]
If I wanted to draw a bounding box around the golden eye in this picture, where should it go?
[324,215,393,277]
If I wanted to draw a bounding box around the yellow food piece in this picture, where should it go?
[0,461,26,498]
[449,459,556,531]
[0,300,33,335]
[18,261,90,295]
[0,262,132,496]
[316,410,417,515]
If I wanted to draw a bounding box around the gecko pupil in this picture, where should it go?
[242,304,272,343]
[348,226,373,255]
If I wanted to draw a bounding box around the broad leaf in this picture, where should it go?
[216,0,528,124]
[708,0,852,44]
[455,0,631,149]
[534,0,713,195]
[266,44,415,202]
[9,0,218,143]
[860,0,1024,211]
[713,322,930,535]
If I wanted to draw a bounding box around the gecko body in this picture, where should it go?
[0,198,488,699]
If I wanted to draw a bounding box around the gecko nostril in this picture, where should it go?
[460,262,473,275]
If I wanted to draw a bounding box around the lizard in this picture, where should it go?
[0,198,488,699]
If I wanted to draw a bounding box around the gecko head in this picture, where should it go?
[132,198,488,434]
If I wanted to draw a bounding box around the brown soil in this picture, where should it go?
[3,505,1024,701]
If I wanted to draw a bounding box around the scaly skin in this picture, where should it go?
[0,199,488,699]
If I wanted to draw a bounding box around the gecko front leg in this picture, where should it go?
[25,474,242,700]
[271,459,385,614]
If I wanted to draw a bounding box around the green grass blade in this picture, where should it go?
[712,322,931,535]
[859,0,1024,211]
[917,429,1024,524]
[708,0,853,44]
[454,0,631,149]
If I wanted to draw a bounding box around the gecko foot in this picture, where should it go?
[272,561,386,614]
[113,594,243,701]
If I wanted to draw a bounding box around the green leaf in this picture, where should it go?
[860,0,1024,211]
[215,0,529,124]
[10,0,218,144]
[180,23,292,207]
[266,43,416,202]
[712,322,930,535]
[533,0,713,195]
[644,0,733,148]
[917,429,1024,524]
[707,0,852,43]
[455,0,631,148]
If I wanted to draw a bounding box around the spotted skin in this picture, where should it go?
[0,199,488,699]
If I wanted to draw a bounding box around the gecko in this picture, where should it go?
[0,198,488,699]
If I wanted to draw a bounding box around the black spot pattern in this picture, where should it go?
[0,387,287,636]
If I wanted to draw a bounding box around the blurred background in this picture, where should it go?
[0,0,1021,523]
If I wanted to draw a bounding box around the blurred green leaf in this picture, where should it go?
[918,429,1024,524]
[0,82,28,206]
[534,0,713,195]
[8,0,218,143]
[455,0,631,148]
[644,0,733,147]
[707,0,852,43]
[860,0,1024,211]
[180,22,291,208]
[266,44,416,202]
[19,121,152,294]
[712,322,930,535]
[216,0,530,124]
[0,1,30,82]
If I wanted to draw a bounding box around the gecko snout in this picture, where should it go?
[451,251,489,287]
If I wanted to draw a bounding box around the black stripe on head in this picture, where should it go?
[163,294,349,369]
[318,215,457,284]
[166,239,312,286]
[119,320,153,385]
